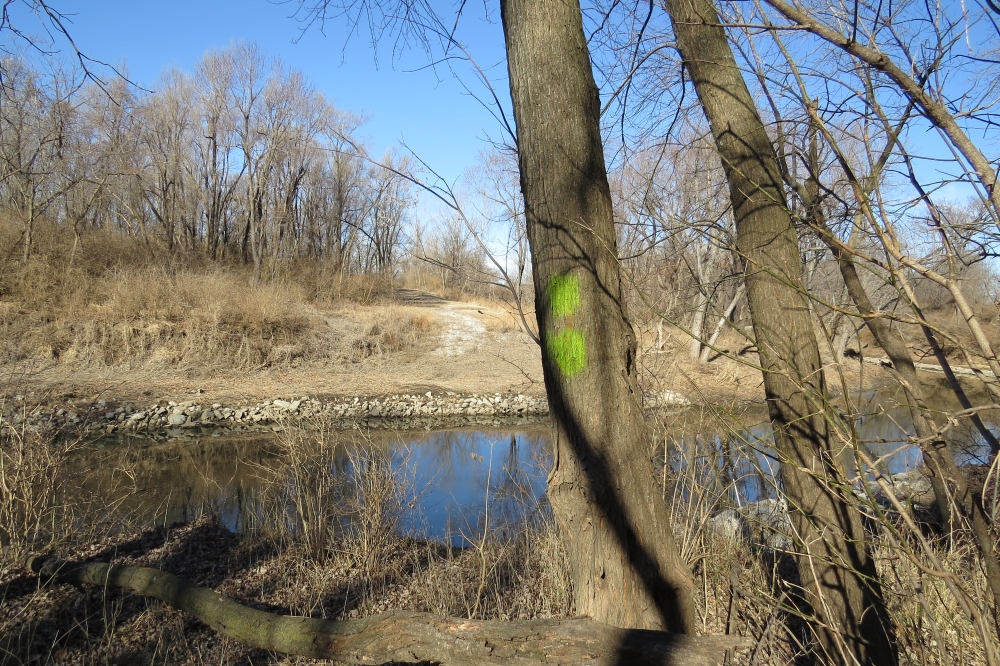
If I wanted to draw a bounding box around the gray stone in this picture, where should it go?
[707,498,793,551]
[167,413,188,427]
[707,510,744,541]
[888,469,933,498]
[743,499,793,550]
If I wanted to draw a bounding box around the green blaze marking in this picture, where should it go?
[548,329,587,377]
[548,274,581,318]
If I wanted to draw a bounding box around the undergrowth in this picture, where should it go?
[3,406,996,664]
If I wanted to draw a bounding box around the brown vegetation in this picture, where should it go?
[2,407,999,665]
[0,217,447,371]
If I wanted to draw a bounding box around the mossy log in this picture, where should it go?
[26,554,747,665]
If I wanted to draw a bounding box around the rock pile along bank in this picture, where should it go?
[3,389,690,438]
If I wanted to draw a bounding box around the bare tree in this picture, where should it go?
[661,0,899,661]
[0,56,81,262]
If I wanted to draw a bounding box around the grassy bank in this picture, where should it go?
[0,218,440,371]
[0,420,574,664]
[1,407,996,665]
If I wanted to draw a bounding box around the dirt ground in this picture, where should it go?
[2,287,901,412]
[1,290,545,407]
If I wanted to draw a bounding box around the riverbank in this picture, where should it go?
[1,387,700,440]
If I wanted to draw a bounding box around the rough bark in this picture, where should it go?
[26,555,744,665]
[661,0,898,663]
[500,0,697,632]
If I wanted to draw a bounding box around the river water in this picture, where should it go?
[82,426,552,544]
[78,386,998,543]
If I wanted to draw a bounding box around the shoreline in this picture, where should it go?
[2,388,695,440]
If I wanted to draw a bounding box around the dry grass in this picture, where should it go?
[0,219,425,371]
[656,406,998,666]
[242,424,572,623]
[4,400,998,664]
[0,396,133,580]
[347,309,437,359]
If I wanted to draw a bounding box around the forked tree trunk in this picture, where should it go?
[661,0,898,662]
[500,0,696,632]
[689,290,709,360]
[699,284,744,363]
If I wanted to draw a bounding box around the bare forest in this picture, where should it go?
[3,0,1000,664]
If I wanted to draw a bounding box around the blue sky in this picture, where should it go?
[40,0,511,186]
[6,0,990,216]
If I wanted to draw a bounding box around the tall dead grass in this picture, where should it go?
[657,406,996,666]
[0,389,139,579]
[4,404,995,664]
[242,424,573,622]
[0,218,409,369]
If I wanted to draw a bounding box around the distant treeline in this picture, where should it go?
[0,42,411,281]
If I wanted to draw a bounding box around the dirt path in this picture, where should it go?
[3,291,548,408]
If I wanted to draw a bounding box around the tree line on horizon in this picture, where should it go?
[0,42,413,283]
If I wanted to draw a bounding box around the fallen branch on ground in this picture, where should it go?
[860,356,997,381]
[25,554,747,665]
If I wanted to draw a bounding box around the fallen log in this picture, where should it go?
[861,355,998,382]
[26,554,747,665]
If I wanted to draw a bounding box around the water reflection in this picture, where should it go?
[80,428,551,545]
[399,430,549,542]
[79,387,998,544]
[663,387,999,506]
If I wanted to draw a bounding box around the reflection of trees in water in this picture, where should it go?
[397,429,551,544]
[854,387,999,470]
[78,436,283,530]
[662,387,1000,518]
[666,425,780,514]
[76,428,552,545]
[476,434,540,538]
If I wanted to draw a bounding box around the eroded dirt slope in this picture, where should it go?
[3,290,547,407]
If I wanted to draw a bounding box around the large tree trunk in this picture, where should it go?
[661,0,898,662]
[26,555,744,666]
[500,0,696,632]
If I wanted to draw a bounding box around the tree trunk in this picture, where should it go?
[662,0,898,662]
[500,0,696,632]
[830,234,1000,620]
[699,284,744,363]
[689,290,709,360]
[26,555,745,666]
[21,195,35,264]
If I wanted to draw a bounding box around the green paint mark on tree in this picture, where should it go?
[548,274,581,318]
[548,328,587,377]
